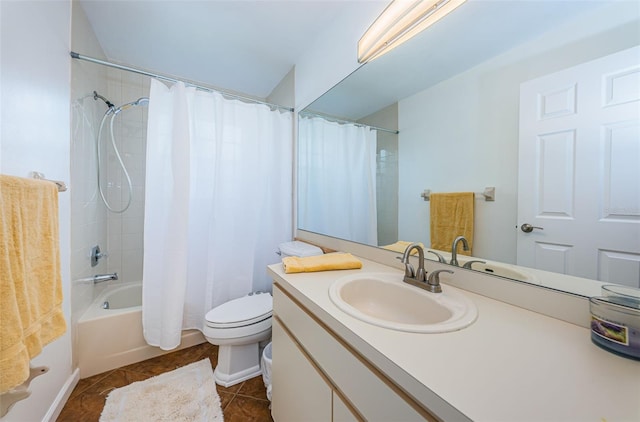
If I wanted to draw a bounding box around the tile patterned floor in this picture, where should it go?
[57,342,273,421]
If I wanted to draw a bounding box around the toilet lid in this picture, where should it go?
[205,292,273,328]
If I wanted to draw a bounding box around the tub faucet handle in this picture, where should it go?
[91,245,108,267]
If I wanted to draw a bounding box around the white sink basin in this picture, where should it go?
[329,273,478,333]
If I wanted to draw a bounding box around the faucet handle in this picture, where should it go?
[427,269,454,293]
[427,250,446,263]
[462,260,486,270]
[396,256,415,278]
[405,262,415,278]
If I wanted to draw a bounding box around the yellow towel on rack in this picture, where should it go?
[381,241,425,254]
[282,252,362,274]
[0,175,67,393]
[430,192,474,256]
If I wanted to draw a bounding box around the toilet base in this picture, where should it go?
[213,342,262,387]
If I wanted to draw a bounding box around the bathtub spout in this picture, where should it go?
[94,273,118,284]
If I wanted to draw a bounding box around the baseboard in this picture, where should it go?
[43,368,79,422]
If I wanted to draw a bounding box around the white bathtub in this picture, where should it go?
[78,281,205,378]
[101,282,142,310]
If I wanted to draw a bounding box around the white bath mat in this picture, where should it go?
[100,359,223,422]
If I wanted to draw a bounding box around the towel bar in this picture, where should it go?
[421,187,495,202]
[31,171,67,192]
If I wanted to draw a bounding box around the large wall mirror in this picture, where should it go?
[298,0,640,297]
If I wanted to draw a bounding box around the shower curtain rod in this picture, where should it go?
[70,52,294,113]
[299,111,399,135]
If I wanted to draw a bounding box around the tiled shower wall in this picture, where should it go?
[70,58,110,325]
[69,65,149,325]
[70,3,149,372]
[104,69,150,282]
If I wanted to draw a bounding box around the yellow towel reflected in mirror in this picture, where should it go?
[430,192,474,255]
[381,241,425,254]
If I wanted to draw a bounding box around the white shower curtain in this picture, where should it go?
[298,116,378,245]
[143,80,293,350]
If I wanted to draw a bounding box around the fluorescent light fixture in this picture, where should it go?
[358,0,467,63]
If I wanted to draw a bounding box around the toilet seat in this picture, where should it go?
[205,292,272,329]
[203,291,273,387]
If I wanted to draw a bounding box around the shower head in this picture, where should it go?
[113,97,150,115]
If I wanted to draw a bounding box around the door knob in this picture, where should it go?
[521,223,543,233]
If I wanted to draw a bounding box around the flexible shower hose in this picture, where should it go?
[96,109,134,213]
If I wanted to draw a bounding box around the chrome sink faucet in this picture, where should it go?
[400,242,426,284]
[400,243,454,293]
[401,243,453,293]
[450,236,469,267]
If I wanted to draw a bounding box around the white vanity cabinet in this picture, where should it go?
[271,318,333,421]
[332,392,360,422]
[268,261,640,421]
[271,318,360,421]
[271,284,437,422]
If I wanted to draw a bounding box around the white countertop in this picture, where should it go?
[268,258,640,422]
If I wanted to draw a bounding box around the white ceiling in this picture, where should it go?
[79,0,388,100]
[79,0,627,113]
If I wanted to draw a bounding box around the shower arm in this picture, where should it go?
[93,91,115,109]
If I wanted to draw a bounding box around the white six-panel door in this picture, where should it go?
[517,46,640,288]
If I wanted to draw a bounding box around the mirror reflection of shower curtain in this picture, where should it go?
[298,116,378,245]
[142,80,293,350]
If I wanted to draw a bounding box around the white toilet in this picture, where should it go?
[203,292,273,387]
[203,241,323,387]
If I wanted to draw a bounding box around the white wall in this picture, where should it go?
[1,1,75,420]
[398,3,640,264]
[267,67,295,109]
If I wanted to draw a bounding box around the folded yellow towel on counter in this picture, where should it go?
[0,175,67,393]
[430,192,474,256]
[381,241,425,254]
[282,252,362,274]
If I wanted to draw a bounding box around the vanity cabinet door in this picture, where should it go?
[333,392,361,422]
[271,318,332,421]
